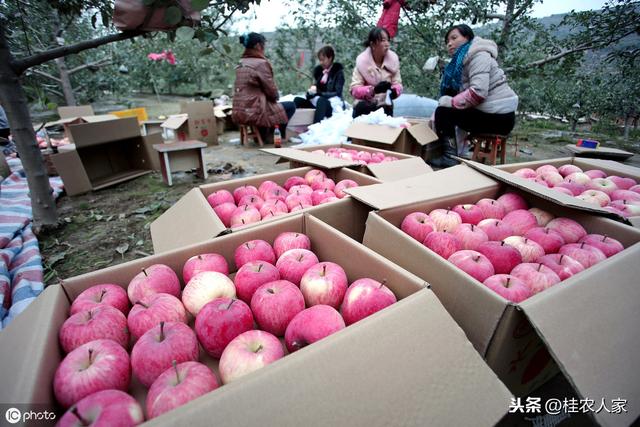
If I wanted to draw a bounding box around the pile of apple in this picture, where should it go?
[308,147,399,165]
[206,169,360,228]
[401,192,625,303]
[53,232,397,425]
[512,164,640,218]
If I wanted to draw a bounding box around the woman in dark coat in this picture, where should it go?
[294,46,345,123]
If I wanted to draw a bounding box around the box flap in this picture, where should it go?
[81,114,118,123]
[520,244,640,427]
[161,114,189,130]
[68,117,141,148]
[148,289,510,427]
[50,150,92,196]
[150,188,226,253]
[58,105,94,119]
[181,100,214,117]
[287,108,315,127]
[345,164,498,210]
[344,122,404,145]
[573,158,640,178]
[261,147,357,169]
[366,157,432,181]
[406,121,439,146]
[565,144,634,160]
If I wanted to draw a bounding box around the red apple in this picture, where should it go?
[284,176,307,190]
[551,185,576,196]
[258,180,279,197]
[340,278,397,326]
[57,389,143,427]
[131,321,199,387]
[558,243,607,268]
[556,180,587,196]
[502,209,538,236]
[503,236,545,263]
[59,305,129,353]
[577,189,611,207]
[251,280,305,336]
[423,231,462,259]
[545,217,587,243]
[127,293,187,341]
[565,172,592,185]
[234,239,276,268]
[476,198,506,220]
[263,186,289,202]
[334,179,359,198]
[285,193,312,210]
[289,184,313,196]
[401,212,435,243]
[447,250,495,282]
[482,274,531,303]
[234,261,281,303]
[70,284,129,316]
[213,202,237,228]
[607,175,636,190]
[496,192,528,213]
[206,189,234,208]
[557,164,583,177]
[589,178,618,195]
[218,330,284,384]
[584,169,607,179]
[182,253,229,284]
[538,254,585,280]
[513,168,537,179]
[538,171,564,187]
[146,361,219,419]
[311,178,336,192]
[535,165,558,176]
[260,204,289,219]
[275,248,319,286]
[195,297,254,358]
[528,208,555,226]
[452,223,489,250]
[230,205,261,228]
[614,202,640,217]
[238,194,265,210]
[300,262,348,309]
[452,204,484,225]
[428,208,462,232]
[285,305,345,351]
[511,263,561,294]
[629,184,640,194]
[273,232,312,258]
[182,271,236,316]
[233,185,259,204]
[127,264,180,304]
[524,227,565,254]
[477,218,515,241]
[311,188,337,205]
[578,234,624,257]
[611,189,640,202]
[54,339,131,408]
[477,241,523,274]
[304,169,327,185]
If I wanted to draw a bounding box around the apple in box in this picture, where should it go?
[528,208,554,226]
[69,284,129,316]
[263,186,289,202]
[251,280,305,336]
[195,297,254,358]
[258,180,279,197]
[608,175,636,190]
[559,243,607,268]
[276,248,319,286]
[429,209,462,232]
[214,202,237,228]
[423,230,462,259]
[311,178,336,192]
[235,239,277,268]
[578,234,624,257]
[565,172,592,186]
[340,278,397,326]
[233,185,259,204]
[511,263,561,295]
[588,178,618,195]
[131,321,199,388]
[182,271,236,316]
[524,227,565,254]
[502,209,538,236]
[284,176,307,190]
[238,194,265,210]
[546,217,587,244]
[502,236,545,263]
[289,184,313,196]
[234,261,281,303]
[555,180,587,196]
[584,169,606,179]
[219,330,284,384]
[285,305,346,351]
[311,189,337,205]
[557,164,582,177]
[182,253,229,284]
[59,305,129,353]
[230,205,261,228]
[577,189,611,207]
[57,390,143,427]
[273,232,312,258]
[513,168,537,179]
[127,264,181,304]
[334,179,359,199]
[146,361,219,419]
[401,212,435,243]
[535,164,558,176]
[128,293,188,341]
[475,198,505,220]
[452,204,484,225]
[477,241,522,275]
[286,193,312,210]
[447,250,495,282]
[611,189,640,202]
[496,192,528,213]
[477,218,514,241]
[538,254,585,280]
[206,189,234,208]
[54,339,131,408]
[452,224,489,251]
[483,274,531,303]
[305,169,327,185]
[300,262,348,309]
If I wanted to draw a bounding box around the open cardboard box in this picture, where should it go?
[565,144,634,161]
[50,117,162,196]
[346,164,640,427]
[344,119,438,157]
[150,167,379,253]
[161,101,218,146]
[0,213,511,426]
[262,143,432,182]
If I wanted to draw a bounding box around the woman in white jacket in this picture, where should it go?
[431,24,518,168]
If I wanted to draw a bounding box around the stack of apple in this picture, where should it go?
[511,164,640,218]
[400,192,625,303]
[53,232,397,425]
[308,147,399,165]
[206,169,359,229]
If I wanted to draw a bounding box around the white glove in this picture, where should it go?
[308,85,317,96]
[422,56,439,72]
[438,95,453,108]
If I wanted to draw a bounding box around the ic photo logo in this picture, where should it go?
[3,406,56,425]
[5,407,21,424]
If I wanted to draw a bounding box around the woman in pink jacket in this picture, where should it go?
[350,28,403,118]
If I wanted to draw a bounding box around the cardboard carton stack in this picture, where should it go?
[343,119,439,158]
[161,101,218,146]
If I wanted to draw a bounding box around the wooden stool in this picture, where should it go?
[240,125,264,147]
[470,134,509,165]
[153,140,208,186]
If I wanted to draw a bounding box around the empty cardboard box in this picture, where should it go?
[344,119,438,157]
[161,101,217,146]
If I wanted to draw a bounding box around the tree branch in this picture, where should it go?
[512,0,535,20]
[30,69,61,83]
[68,58,112,74]
[12,30,143,74]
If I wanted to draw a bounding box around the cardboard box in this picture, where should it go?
[58,105,94,119]
[347,164,640,426]
[287,108,315,127]
[161,101,218,146]
[0,213,511,426]
[262,143,432,181]
[45,114,120,144]
[565,144,634,160]
[50,117,162,196]
[344,119,438,157]
[150,168,378,253]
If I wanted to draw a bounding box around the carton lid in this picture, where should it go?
[343,122,404,145]
[68,116,141,148]
[566,144,634,160]
[43,114,118,128]
[406,121,439,146]
[261,147,357,169]
[150,188,227,253]
[365,157,432,181]
[161,114,189,130]
[462,160,629,223]
[149,289,511,427]
[520,244,640,427]
[345,164,498,210]
[58,105,94,119]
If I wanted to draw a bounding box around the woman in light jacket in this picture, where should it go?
[431,24,518,168]
[350,27,403,118]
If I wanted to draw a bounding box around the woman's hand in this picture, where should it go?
[308,85,317,96]
[374,81,392,94]
[438,95,453,108]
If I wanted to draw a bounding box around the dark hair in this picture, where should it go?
[239,32,266,49]
[317,45,335,61]
[444,24,474,42]
[363,27,390,47]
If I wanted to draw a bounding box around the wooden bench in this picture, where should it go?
[240,125,264,147]
[470,134,509,165]
[153,140,208,186]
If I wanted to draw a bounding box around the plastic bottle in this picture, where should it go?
[274,125,282,148]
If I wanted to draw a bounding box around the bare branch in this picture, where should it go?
[30,69,62,83]
[68,58,113,74]
[512,0,535,20]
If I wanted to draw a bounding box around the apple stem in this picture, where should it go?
[258,264,263,272]
[198,255,203,260]
[136,301,149,309]
[98,289,107,302]
[173,360,181,384]
[254,344,263,353]
[242,219,246,224]
[322,264,327,276]
[602,235,607,242]
[559,255,564,263]
[226,299,235,310]
[71,407,90,426]
[88,348,94,365]
[142,268,148,277]
[267,288,275,294]
[299,203,304,209]
[270,210,274,216]
[537,264,543,272]
[245,243,250,250]
[379,279,387,289]
[159,321,165,342]
[297,254,304,262]
[501,241,505,246]
[473,256,480,262]
[506,277,511,288]
[87,310,93,320]
[580,242,585,249]
[295,233,299,237]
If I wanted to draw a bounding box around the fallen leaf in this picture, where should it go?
[115,243,129,257]
[48,252,67,266]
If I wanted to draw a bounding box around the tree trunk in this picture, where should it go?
[498,0,516,52]
[0,25,58,226]
[55,57,77,106]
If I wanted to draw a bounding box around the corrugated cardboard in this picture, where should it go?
[50,117,159,196]
[150,167,379,253]
[565,144,634,160]
[161,101,218,146]
[0,214,511,426]
[355,165,640,426]
[344,120,438,157]
[58,105,94,119]
[262,143,432,181]
[287,108,315,127]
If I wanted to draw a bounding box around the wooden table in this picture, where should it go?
[153,140,208,186]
